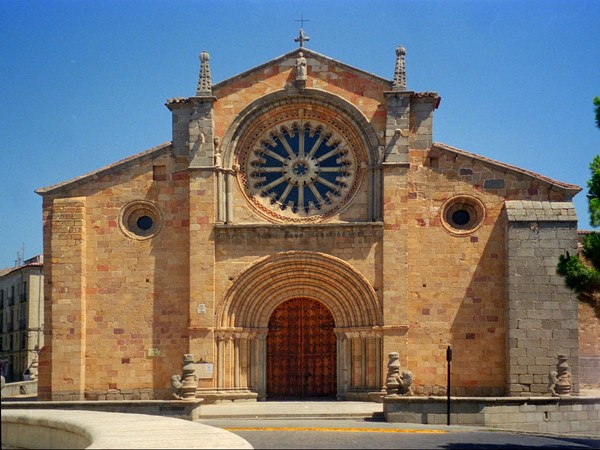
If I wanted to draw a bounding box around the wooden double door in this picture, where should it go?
[266,298,337,399]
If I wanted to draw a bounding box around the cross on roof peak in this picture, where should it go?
[295,14,309,28]
[294,14,310,48]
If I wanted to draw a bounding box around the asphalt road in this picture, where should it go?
[197,418,600,449]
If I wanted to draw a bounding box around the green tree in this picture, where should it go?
[557,98,600,315]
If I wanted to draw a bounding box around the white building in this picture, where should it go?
[0,255,44,382]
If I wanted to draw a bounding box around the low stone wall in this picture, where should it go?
[1,409,253,449]
[384,396,600,436]
[1,380,38,398]
[1,399,204,420]
[2,410,91,449]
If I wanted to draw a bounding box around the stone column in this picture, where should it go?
[375,335,382,389]
[225,170,235,223]
[216,168,225,223]
[234,336,240,388]
[216,334,225,389]
[370,156,384,222]
[346,335,353,389]
[335,332,349,399]
[251,336,258,391]
[256,333,267,400]
[361,334,367,387]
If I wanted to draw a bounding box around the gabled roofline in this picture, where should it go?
[212,47,391,93]
[0,260,43,278]
[431,142,582,197]
[35,142,172,196]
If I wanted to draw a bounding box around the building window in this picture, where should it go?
[118,200,163,240]
[238,115,364,222]
[153,165,167,181]
[440,195,485,236]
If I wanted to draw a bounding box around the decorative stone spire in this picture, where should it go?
[392,45,406,91]
[196,51,212,96]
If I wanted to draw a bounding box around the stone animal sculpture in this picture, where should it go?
[385,351,413,396]
[396,369,414,396]
[171,374,184,399]
[170,354,199,400]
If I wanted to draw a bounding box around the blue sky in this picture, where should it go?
[1,0,598,268]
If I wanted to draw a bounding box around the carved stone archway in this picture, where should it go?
[215,251,383,400]
[218,251,380,328]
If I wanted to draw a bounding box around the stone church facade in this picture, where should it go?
[36,44,582,402]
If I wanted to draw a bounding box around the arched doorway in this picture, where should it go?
[267,298,337,399]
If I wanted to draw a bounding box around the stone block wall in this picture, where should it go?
[39,149,192,400]
[402,147,578,396]
[212,52,388,142]
[405,154,507,396]
[384,396,600,436]
[579,302,600,388]
[505,201,579,396]
[39,197,87,400]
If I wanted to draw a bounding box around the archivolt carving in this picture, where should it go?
[217,251,381,329]
[221,89,380,172]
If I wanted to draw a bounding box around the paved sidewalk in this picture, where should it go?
[196,401,383,419]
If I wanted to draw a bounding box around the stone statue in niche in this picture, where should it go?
[214,138,221,167]
[171,354,198,400]
[548,353,572,396]
[385,351,413,396]
[295,52,307,81]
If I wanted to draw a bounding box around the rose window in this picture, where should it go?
[240,120,359,221]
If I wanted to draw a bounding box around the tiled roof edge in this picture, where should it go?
[0,262,43,278]
[432,142,582,195]
[35,142,172,196]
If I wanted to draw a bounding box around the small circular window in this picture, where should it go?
[119,201,163,240]
[137,215,154,230]
[440,195,485,235]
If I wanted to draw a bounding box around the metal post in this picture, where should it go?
[446,345,452,426]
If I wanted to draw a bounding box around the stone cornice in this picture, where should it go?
[165,96,217,110]
[214,221,384,241]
